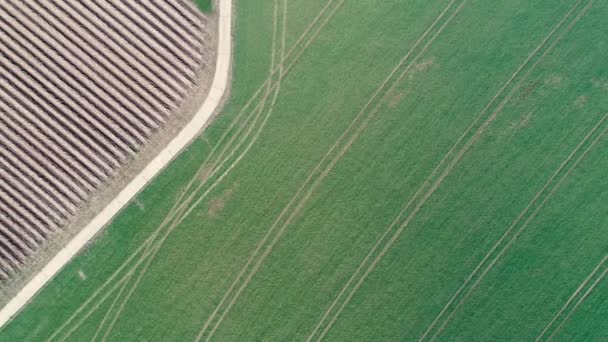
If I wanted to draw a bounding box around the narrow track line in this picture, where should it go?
[195,0,287,338]
[97,244,159,342]
[429,110,608,341]
[50,265,140,342]
[89,270,133,342]
[536,255,608,341]
[547,262,608,340]
[422,4,597,340]
[45,238,153,341]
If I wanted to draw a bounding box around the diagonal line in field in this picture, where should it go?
[304,1,595,341]
[198,1,468,340]
[89,268,134,342]
[45,1,342,339]
[421,3,597,340]
[97,241,161,342]
[46,235,153,341]
[429,110,608,342]
[547,259,608,340]
[536,255,608,341]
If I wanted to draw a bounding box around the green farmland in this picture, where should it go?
[2,0,608,340]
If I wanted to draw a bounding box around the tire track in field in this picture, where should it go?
[89,265,136,342]
[546,258,608,340]
[197,1,467,340]
[45,1,340,340]
[427,109,607,342]
[420,3,597,340]
[46,237,153,342]
[306,1,593,341]
[89,272,131,341]
[536,255,608,341]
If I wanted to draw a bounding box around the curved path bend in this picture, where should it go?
[0,0,233,328]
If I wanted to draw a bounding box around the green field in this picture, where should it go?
[195,0,212,13]
[2,0,608,340]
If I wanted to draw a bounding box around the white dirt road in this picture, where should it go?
[0,0,233,328]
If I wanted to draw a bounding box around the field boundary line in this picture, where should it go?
[96,241,161,342]
[48,262,140,342]
[199,1,467,340]
[547,259,608,340]
[306,1,593,340]
[536,255,608,341]
[422,3,597,340]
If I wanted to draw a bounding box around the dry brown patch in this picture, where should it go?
[134,199,145,211]
[544,74,563,86]
[414,57,435,72]
[197,164,215,182]
[388,91,405,109]
[407,57,436,80]
[574,95,588,108]
[508,112,533,131]
[207,184,238,218]
[518,81,537,103]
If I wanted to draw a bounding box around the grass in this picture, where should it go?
[2,0,608,341]
[194,0,212,13]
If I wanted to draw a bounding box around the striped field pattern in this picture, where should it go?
[0,0,210,279]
